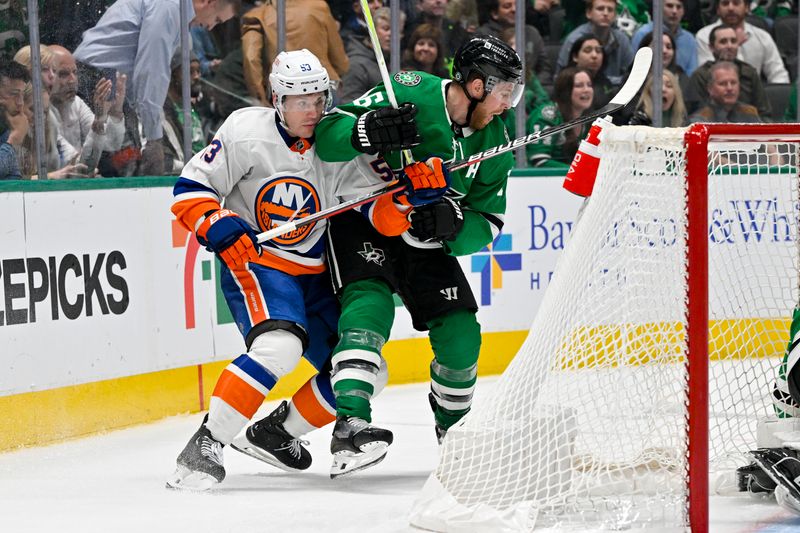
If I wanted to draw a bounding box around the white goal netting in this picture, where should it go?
[410,125,800,532]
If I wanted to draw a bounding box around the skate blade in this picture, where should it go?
[230,434,306,473]
[330,442,389,479]
[165,465,218,492]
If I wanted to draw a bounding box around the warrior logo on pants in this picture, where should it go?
[440,287,459,301]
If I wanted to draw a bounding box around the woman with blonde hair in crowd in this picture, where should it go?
[15,43,120,178]
[629,70,688,128]
[14,46,89,179]
[13,44,56,92]
[401,23,449,78]
[17,82,88,179]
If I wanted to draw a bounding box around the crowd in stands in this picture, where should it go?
[1,0,799,179]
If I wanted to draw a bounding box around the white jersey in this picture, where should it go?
[174,107,389,275]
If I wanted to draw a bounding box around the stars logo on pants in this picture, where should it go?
[358,242,385,265]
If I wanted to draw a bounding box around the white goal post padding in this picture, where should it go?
[410,124,800,532]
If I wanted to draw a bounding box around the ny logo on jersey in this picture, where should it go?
[440,287,459,301]
[358,243,385,265]
[255,177,320,245]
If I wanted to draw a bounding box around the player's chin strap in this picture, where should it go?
[453,80,487,132]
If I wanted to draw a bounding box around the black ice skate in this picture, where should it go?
[166,421,225,491]
[231,400,312,472]
[330,416,393,479]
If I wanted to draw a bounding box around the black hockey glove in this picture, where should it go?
[350,103,422,155]
[408,197,464,243]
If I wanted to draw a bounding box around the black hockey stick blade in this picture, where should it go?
[448,46,653,172]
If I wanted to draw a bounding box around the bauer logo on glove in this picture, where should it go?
[395,157,451,207]
[196,209,262,269]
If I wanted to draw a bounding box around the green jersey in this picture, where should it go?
[525,102,590,169]
[315,71,514,257]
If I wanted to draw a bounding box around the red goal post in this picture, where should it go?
[686,123,800,532]
[411,123,800,533]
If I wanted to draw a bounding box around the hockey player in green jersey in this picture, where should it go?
[772,308,800,419]
[236,34,524,478]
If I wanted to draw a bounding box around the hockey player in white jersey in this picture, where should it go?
[165,49,449,490]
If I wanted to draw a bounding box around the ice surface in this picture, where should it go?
[1,380,799,533]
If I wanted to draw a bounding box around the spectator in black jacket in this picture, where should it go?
[526,0,564,43]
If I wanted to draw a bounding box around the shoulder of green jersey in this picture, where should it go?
[393,71,423,86]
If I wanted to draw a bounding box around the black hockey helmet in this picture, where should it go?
[452,35,524,107]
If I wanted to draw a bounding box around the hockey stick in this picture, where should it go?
[255,47,652,243]
[256,2,408,246]
[360,0,414,167]
[256,183,405,243]
[448,46,652,172]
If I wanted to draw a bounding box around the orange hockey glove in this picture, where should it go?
[196,209,261,269]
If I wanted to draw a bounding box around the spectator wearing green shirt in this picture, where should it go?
[527,66,594,168]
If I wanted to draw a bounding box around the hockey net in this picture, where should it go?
[410,124,800,532]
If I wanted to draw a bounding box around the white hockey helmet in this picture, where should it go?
[269,49,332,122]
